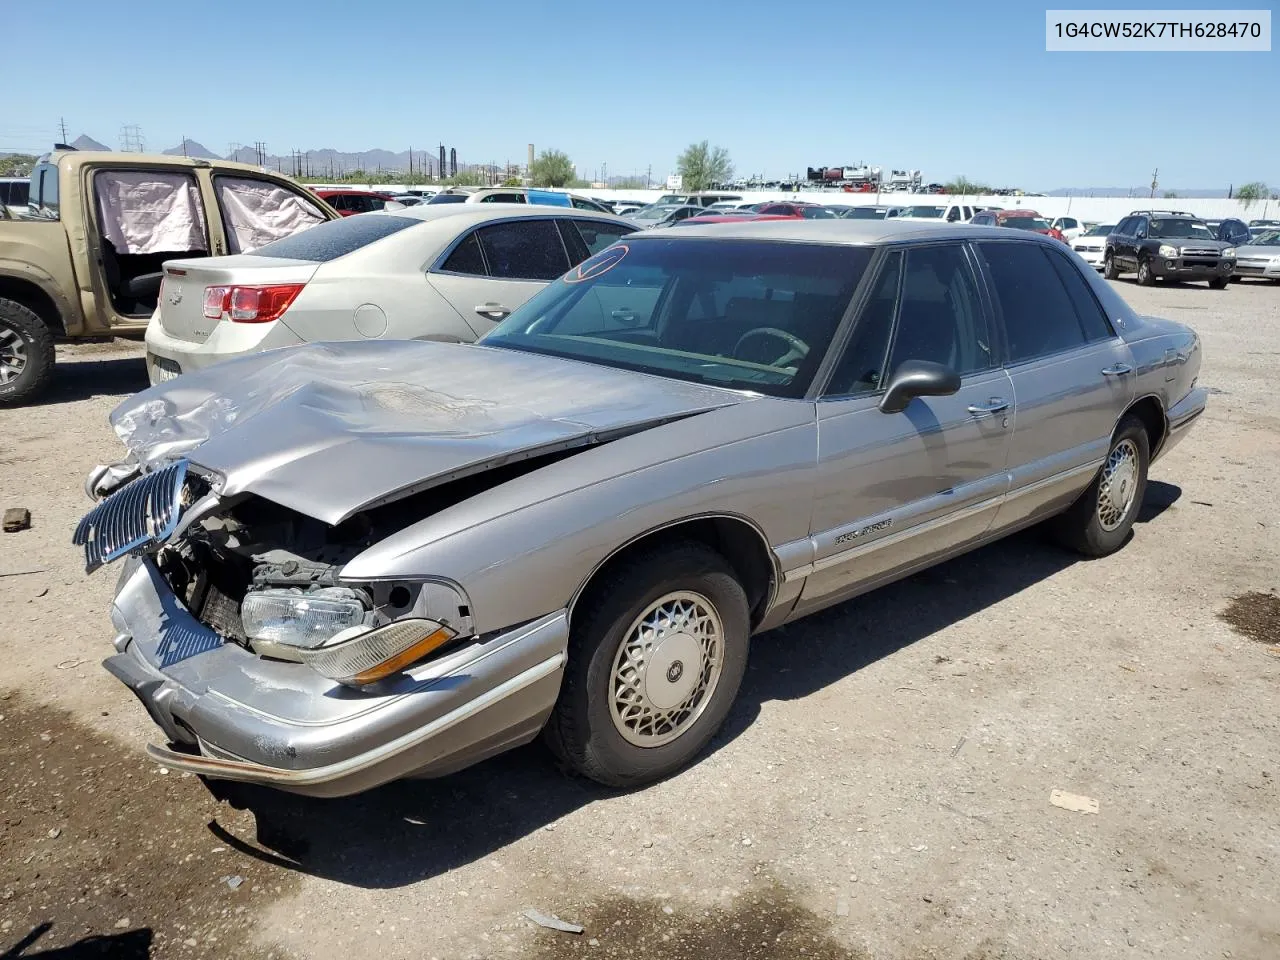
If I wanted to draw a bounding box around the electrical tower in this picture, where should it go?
[119,124,145,152]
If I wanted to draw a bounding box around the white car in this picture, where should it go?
[1051,215,1087,241]
[1070,223,1116,270]
[895,203,977,224]
[145,205,636,384]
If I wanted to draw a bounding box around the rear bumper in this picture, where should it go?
[1155,385,1208,461]
[144,316,302,385]
[104,558,567,797]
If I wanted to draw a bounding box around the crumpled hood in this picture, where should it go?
[110,341,746,524]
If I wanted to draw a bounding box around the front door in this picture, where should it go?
[974,241,1135,529]
[796,242,1013,612]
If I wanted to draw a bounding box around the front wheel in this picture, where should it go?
[1103,253,1120,279]
[1208,277,1228,289]
[1136,258,1155,286]
[1050,416,1150,557]
[545,542,750,787]
[0,298,55,405]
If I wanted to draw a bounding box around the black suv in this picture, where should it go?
[1105,211,1236,288]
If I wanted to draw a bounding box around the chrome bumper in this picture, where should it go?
[104,558,567,797]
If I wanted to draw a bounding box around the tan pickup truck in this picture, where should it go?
[0,150,338,403]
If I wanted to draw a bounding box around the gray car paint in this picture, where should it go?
[87,221,1206,795]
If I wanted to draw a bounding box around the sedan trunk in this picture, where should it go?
[159,255,319,343]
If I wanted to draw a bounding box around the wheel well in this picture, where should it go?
[1122,395,1167,456]
[0,277,64,336]
[572,517,777,630]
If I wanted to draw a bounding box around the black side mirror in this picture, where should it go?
[878,360,962,414]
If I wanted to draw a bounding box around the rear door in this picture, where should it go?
[975,241,1134,529]
[797,242,1014,612]
[427,217,572,335]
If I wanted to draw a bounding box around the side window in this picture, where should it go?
[1062,217,1078,230]
[440,231,487,275]
[978,242,1088,363]
[475,219,570,280]
[215,176,327,253]
[327,195,348,212]
[480,192,525,204]
[31,162,59,218]
[1133,217,1148,239]
[825,251,900,396]
[366,196,387,212]
[572,219,634,257]
[570,197,603,211]
[887,244,991,375]
[1044,249,1114,342]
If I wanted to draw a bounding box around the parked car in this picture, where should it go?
[970,209,1066,242]
[611,202,647,217]
[76,219,1205,797]
[654,192,742,207]
[674,214,797,226]
[626,203,706,228]
[0,150,337,403]
[313,189,397,216]
[1231,229,1280,281]
[1070,223,1117,270]
[387,194,429,207]
[1105,211,1236,288]
[896,203,976,223]
[0,176,29,215]
[1049,216,1086,241]
[428,187,610,212]
[755,202,839,219]
[1214,218,1252,245]
[835,206,903,219]
[144,206,637,383]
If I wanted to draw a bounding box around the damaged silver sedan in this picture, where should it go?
[75,221,1206,796]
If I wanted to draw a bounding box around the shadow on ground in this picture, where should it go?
[212,521,1130,890]
[1,924,151,960]
[38,355,147,406]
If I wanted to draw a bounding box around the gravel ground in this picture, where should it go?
[1,280,1277,960]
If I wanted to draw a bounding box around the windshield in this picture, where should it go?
[1002,217,1051,231]
[1085,223,1114,236]
[481,238,872,398]
[631,204,681,220]
[1247,230,1280,246]
[800,206,838,219]
[900,205,944,218]
[841,207,887,219]
[1149,218,1215,240]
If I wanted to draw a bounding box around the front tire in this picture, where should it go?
[1104,253,1119,279]
[1050,416,1150,558]
[1208,277,1228,289]
[545,542,750,788]
[0,298,55,405]
[1136,258,1155,286]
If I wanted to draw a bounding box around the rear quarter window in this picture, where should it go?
[250,214,419,262]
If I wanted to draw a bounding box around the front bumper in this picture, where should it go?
[104,558,567,797]
[1073,246,1106,268]
[1234,260,1280,278]
[1150,257,1234,280]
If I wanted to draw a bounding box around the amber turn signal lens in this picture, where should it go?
[298,619,456,688]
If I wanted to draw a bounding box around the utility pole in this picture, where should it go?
[1149,168,1159,199]
[601,162,607,186]
[646,165,651,189]
[58,117,68,143]
[180,136,188,157]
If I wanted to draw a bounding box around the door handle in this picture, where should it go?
[967,397,1010,416]
[474,303,510,321]
[1101,363,1132,376]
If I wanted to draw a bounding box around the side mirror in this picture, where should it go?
[878,360,962,414]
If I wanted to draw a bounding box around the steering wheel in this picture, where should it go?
[732,327,810,367]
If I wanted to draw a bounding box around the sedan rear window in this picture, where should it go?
[250,215,419,262]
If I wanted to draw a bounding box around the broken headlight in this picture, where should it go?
[241,587,368,658]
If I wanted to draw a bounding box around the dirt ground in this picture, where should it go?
[1,280,1277,960]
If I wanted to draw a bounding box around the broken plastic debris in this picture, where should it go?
[1049,789,1099,814]
[223,875,244,890]
[523,908,584,935]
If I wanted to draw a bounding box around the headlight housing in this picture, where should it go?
[1158,244,1178,258]
[1221,247,1236,258]
[241,587,367,657]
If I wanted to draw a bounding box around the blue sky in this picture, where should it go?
[4,0,1275,189]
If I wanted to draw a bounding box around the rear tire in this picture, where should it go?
[1103,252,1119,279]
[0,297,55,405]
[1050,416,1150,558]
[1136,258,1155,286]
[1208,277,1228,289]
[544,542,750,788]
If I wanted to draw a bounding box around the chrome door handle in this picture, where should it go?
[1102,363,1132,376]
[474,303,510,321]
[967,397,1010,415]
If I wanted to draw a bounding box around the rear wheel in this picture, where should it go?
[0,297,55,405]
[1050,416,1150,558]
[1103,253,1119,280]
[1136,258,1155,286]
[1208,277,1228,289]
[545,542,750,788]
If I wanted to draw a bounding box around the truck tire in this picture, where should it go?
[0,297,55,404]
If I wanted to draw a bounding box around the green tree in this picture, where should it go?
[677,141,733,192]
[1236,181,1268,209]
[613,177,649,190]
[501,176,522,187]
[445,170,485,187]
[1163,190,1178,199]
[0,153,36,177]
[944,176,990,196]
[529,149,575,188]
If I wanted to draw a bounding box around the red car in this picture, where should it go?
[312,189,396,217]
[753,202,840,219]
[970,208,1066,242]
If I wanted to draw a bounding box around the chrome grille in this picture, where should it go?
[73,460,188,573]
[1178,246,1219,257]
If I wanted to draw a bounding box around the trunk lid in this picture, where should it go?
[159,255,319,343]
[109,340,750,525]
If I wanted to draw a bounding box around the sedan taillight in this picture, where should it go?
[202,284,305,324]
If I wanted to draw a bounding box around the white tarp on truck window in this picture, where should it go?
[95,170,208,254]
[216,177,327,253]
